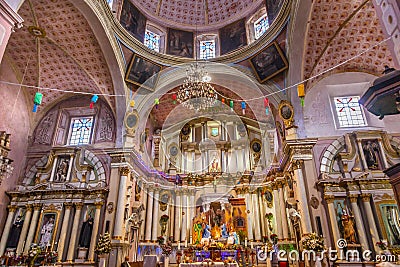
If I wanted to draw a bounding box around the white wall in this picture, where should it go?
[303,72,400,138]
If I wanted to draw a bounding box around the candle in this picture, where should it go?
[178,242,181,250]
[251,242,254,249]
[185,239,188,248]
[245,238,247,247]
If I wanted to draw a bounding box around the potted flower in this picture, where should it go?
[95,232,112,267]
[302,232,325,252]
[160,241,172,267]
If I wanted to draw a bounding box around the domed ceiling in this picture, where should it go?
[132,0,267,31]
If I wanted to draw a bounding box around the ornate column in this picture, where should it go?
[0,205,17,255]
[66,203,83,262]
[16,205,33,255]
[377,140,389,169]
[258,190,266,237]
[278,181,290,240]
[113,167,129,239]
[174,192,181,242]
[88,201,103,262]
[292,160,312,235]
[140,188,148,241]
[361,194,380,253]
[181,192,188,242]
[272,184,283,240]
[324,195,341,256]
[189,191,195,243]
[151,189,160,241]
[244,190,254,241]
[357,140,368,170]
[24,204,42,254]
[145,188,154,242]
[66,154,74,181]
[348,195,369,251]
[57,203,73,262]
[252,192,262,241]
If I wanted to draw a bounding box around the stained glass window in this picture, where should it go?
[69,117,94,145]
[199,40,215,60]
[254,14,269,40]
[144,30,160,52]
[334,96,366,127]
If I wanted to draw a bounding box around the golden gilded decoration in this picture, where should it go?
[324,195,335,204]
[8,205,17,212]
[75,203,84,209]
[119,166,130,176]
[348,194,359,203]
[278,100,295,128]
[361,193,371,202]
[33,203,42,210]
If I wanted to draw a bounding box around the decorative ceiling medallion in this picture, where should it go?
[28,26,46,38]
[278,100,294,128]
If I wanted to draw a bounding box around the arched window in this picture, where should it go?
[144,30,161,52]
[247,8,268,43]
[144,23,166,53]
[197,34,219,59]
[254,14,269,40]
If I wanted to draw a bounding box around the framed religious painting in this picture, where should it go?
[166,28,194,58]
[249,41,288,83]
[219,19,247,55]
[120,0,147,42]
[125,54,162,91]
[36,212,58,249]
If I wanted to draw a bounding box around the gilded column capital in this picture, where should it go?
[94,201,104,209]
[348,194,359,203]
[75,203,84,209]
[8,205,17,212]
[64,202,74,209]
[276,179,286,188]
[271,183,279,191]
[292,160,304,170]
[33,203,42,211]
[119,166,130,176]
[26,204,33,211]
[361,193,371,202]
[324,195,335,204]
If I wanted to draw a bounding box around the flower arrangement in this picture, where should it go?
[216,242,225,249]
[95,232,112,255]
[270,234,278,244]
[302,232,325,252]
[27,244,41,267]
[160,241,172,256]
[157,235,165,245]
[376,240,388,250]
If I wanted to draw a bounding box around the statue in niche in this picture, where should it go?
[39,215,55,248]
[362,140,380,170]
[78,216,94,248]
[6,216,23,248]
[55,158,69,182]
[340,209,357,244]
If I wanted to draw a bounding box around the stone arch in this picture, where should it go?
[320,136,346,174]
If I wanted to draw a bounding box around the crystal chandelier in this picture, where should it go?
[176,62,218,112]
[0,132,13,185]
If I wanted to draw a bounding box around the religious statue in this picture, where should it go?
[39,216,55,248]
[209,158,220,172]
[79,216,94,248]
[341,210,357,244]
[55,158,69,182]
[362,140,379,170]
[6,216,23,248]
[202,224,211,239]
[221,224,229,239]
[193,220,203,245]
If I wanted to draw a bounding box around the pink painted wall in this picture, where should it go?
[0,60,31,230]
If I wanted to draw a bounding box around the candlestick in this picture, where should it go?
[185,239,187,248]
[245,238,247,247]
[251,241,254,249]
[178,242,181,250]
